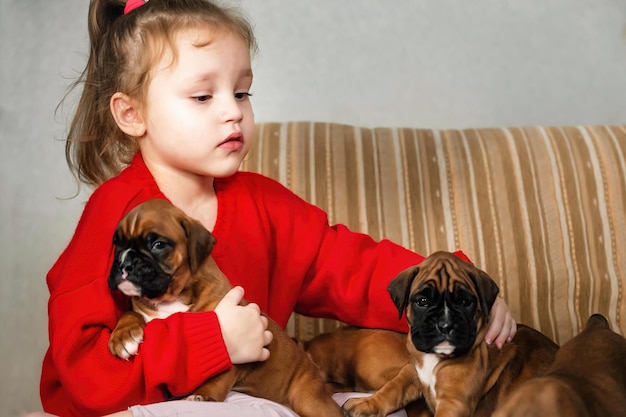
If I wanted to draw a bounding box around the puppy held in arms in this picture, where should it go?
[306,251,559,417]
[107,198,344,417]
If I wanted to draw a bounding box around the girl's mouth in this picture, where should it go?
[218,132,244,151]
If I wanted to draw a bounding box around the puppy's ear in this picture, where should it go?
[469,268,500,320]
[388,266,420,319]
[584,314,609,332]
[111,228,121,245]
[180,217,216,273]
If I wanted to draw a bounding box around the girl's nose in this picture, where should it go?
[220,95,244,123]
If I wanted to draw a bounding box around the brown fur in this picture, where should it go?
[108,199,343,417]
[493,314,626,417]
[305,327,432,417]
[306,252,558,417]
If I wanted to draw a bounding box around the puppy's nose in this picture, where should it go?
[437,304,454,335]
[118,248,135,274]
[437,319,453,335]
[120,259,134,274]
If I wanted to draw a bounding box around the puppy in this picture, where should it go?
[307,251,558,417]
[107,198,344,417]
[493,313,626,417]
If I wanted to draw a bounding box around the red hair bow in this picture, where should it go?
[124,0,148,14]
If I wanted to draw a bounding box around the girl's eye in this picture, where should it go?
[193,95,212,102]
[235,92,252,101]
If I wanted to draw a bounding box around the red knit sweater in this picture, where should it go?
[40,153,427,416]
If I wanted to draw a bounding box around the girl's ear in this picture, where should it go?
[110,92,146,137]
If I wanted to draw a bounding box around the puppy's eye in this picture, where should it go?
[145,233,173,252]
[412,287,436,308]
[151,240,170,252]
[457,293,476,308]
[413,296,430,307]
[461,297,475,307]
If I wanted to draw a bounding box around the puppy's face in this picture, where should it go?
[388,251,499,357]
[108,199,215,302]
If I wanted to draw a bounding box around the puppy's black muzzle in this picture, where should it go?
[410,290,478,357]
[109,249,172,299]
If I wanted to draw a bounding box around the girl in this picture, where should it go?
[38,0,516,416]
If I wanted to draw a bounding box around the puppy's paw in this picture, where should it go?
[185,394,205,401]
[185,393,217,402]
[108,312,145,359]
[109,325,143,359]
[343,397,385,417]
[109,328,143,359]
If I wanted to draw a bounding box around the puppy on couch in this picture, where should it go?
[107,198,344,417]
[492,313,626,417]
[306,251,559,417]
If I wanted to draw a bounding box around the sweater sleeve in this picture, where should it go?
[245,173,426,333]
[297,224,471,331]
[297,223,425,332]
[41,181,231,416]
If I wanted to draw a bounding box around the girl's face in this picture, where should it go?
[138,28,255,182]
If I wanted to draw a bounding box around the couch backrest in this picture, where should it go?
[242,122,626,344]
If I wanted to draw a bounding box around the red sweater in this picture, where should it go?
[41,153,426,416]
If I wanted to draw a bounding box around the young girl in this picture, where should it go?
[37,0,516,416]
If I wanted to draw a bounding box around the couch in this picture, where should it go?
[241,122,626,344]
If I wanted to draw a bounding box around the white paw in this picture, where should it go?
[120,335,143,359]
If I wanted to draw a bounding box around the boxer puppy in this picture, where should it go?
[107,198,344,417]
[307,251,558,417]
[492,313,626,417]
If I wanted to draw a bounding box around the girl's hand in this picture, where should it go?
[485,297,517,349]
[215,286,273,364]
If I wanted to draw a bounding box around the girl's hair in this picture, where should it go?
[64,0,257,187]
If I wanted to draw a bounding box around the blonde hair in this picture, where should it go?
[64,0,257,187]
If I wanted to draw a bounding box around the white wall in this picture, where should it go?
[1,0,625,414]
[243,0,626,128]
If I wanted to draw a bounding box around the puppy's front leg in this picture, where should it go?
[189,368,238,402]
[343,363,423,417]
[109,311,146,360]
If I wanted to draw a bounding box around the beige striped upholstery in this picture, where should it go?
[241,122,626,344]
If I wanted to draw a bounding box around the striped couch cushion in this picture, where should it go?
[242,122,626,344]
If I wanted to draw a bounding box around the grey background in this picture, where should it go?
[2,0,626,414]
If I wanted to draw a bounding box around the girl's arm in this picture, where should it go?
[254,174,516,342]
[298,222,515,342]
[44,286,231,415]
